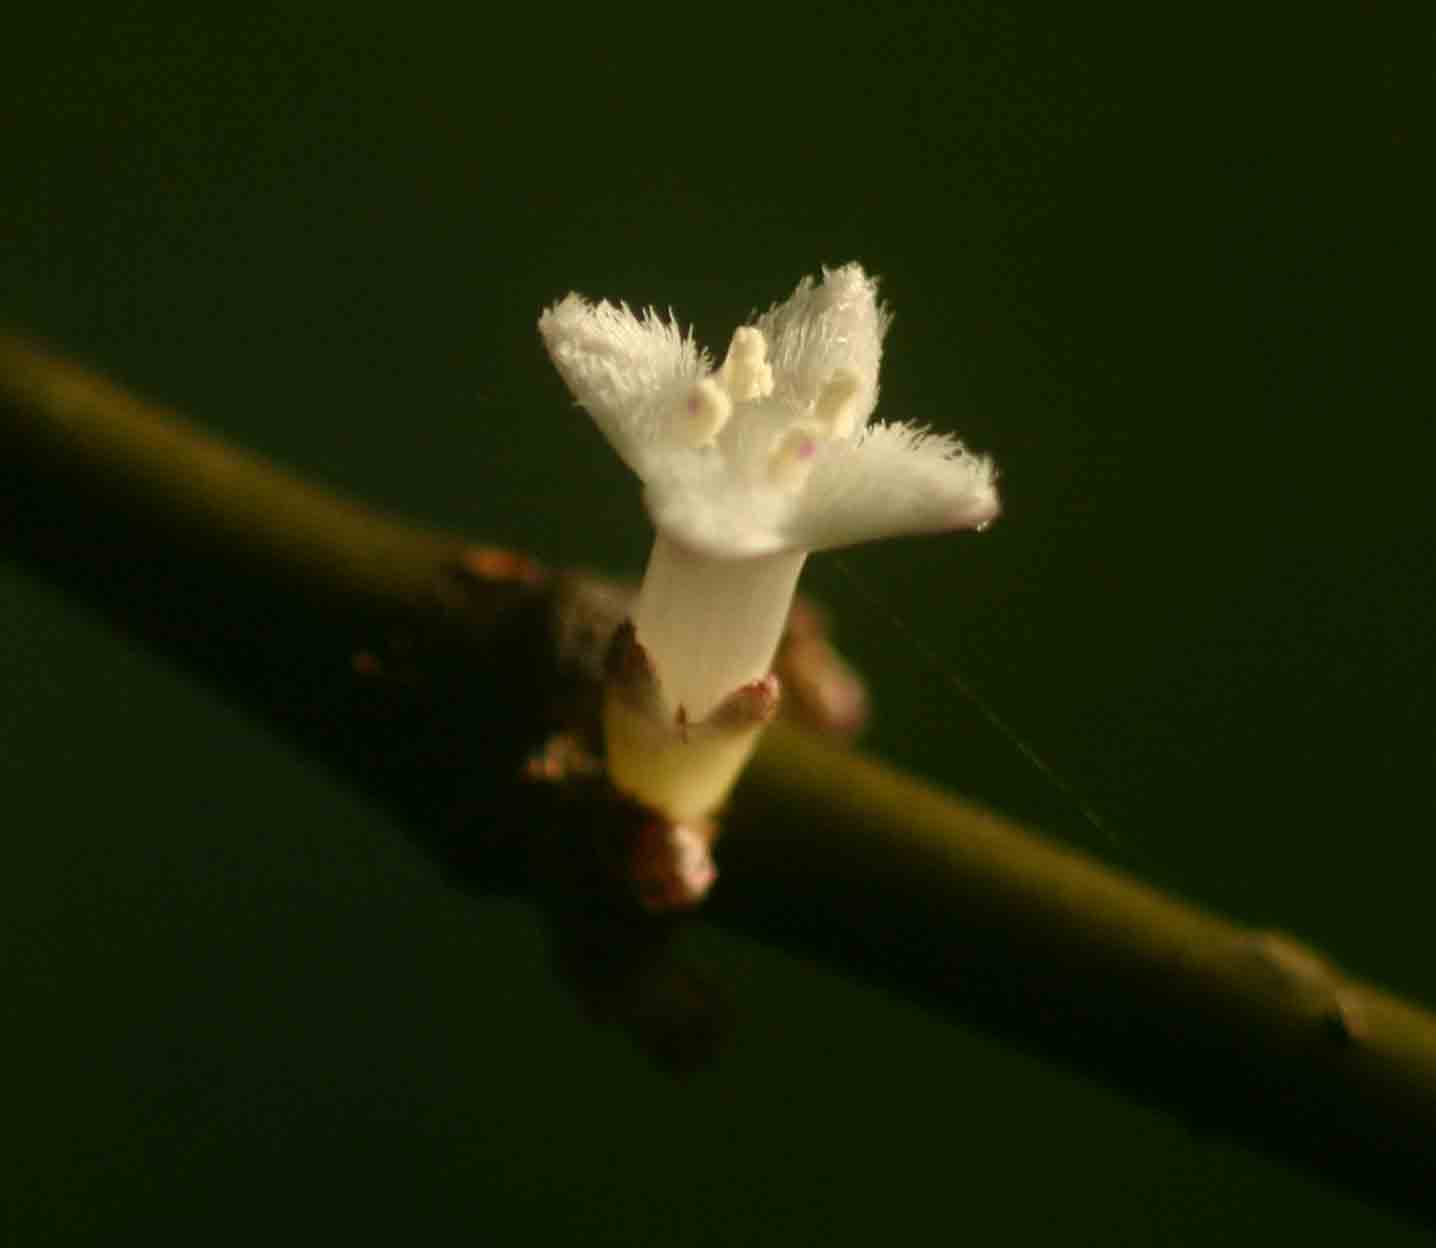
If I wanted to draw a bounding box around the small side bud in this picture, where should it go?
[630,818,719,912]
[776,602,869,739]
[705,673,781,732]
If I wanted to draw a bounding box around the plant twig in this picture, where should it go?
[4,332,1434,1225]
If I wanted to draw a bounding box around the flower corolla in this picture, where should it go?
[539,264,998,820]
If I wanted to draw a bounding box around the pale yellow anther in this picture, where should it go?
[717,326,775,402]
[679,377,732,446]
[814,367,862,438]
[768,422,823,490]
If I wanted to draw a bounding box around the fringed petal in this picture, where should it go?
[755,263,890,432]
[782,421,999,552]
[540,266,998,559]
[539,294,709,475]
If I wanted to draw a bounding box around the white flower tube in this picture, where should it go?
[540,263,999,821]
[631,534,806,724]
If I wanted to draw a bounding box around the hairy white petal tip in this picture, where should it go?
[959,480,1002,531]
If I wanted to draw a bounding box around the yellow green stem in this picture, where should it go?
[4,331,1434,1226]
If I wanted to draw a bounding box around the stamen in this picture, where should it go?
[768,423,822,489]
[717,326,775,401]
[814,367,862,438]
[679,377,732,446]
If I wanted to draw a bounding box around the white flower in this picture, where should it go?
[539,263,998,821]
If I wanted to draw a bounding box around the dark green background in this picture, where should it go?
[4,5,1432,1243]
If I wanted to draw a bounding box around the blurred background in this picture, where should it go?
[3,4,1432,1242]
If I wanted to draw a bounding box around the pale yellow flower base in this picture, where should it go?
[603,686,771,823]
